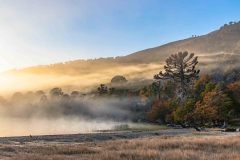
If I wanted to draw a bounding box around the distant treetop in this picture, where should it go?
[220,21,240,29]
[111,75,128,84]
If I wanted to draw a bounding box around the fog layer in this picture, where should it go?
[0,92,148,137]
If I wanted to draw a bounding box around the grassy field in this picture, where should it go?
[0,130,239,160]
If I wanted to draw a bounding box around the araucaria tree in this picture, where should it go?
[154,51,200,102]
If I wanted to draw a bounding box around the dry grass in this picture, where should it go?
[2,134,240,160]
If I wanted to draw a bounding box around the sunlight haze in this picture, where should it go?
[0,1,239,159]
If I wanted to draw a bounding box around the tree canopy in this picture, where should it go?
[154,51,200,101]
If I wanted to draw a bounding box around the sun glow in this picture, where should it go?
[0,73,18,96]
[0,57,14,73]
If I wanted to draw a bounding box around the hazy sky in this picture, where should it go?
[0,0,239,71]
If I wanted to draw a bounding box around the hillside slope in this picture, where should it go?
[3,22,240,93]
[9,22,240,75]
[122,22,240,63]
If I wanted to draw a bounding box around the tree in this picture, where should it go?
[227,82,240,115]
[98,84,108,95]
[154,51,200,102]
[71,91,80,98]
[173,98,196,124]
[152,80,163,100]
[111,75,127,84]
[62,93,70,101]
[50,88,63,97]
[194,91,234,126]
[35,90,45,96]
[194,100,218,126]
[150,82,159,97]
[147,100,172,123]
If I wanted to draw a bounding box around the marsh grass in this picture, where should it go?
[3,134,240,160]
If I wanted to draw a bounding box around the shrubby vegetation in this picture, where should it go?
[148,71,240,127]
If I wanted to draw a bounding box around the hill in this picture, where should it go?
[3,22,240,93]
[123,22,240,63]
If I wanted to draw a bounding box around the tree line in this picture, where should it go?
[98,51,240,127]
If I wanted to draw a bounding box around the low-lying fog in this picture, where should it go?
[0,117,121,137]
[0,91,148,137]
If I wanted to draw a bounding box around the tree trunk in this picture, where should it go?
[158,81,161,100]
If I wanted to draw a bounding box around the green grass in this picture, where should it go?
[113,123,168,131]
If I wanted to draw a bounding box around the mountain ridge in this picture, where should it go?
[7,22,240,76]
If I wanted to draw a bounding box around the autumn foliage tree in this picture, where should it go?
[147,100,172,123]
[194,91,234,125]
[194,75,215,98]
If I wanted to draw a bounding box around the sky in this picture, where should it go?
[0,0,239,72]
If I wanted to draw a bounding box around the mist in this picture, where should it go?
[0,62,164,95]
[0,92,148,137]
[0,117,121,137]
